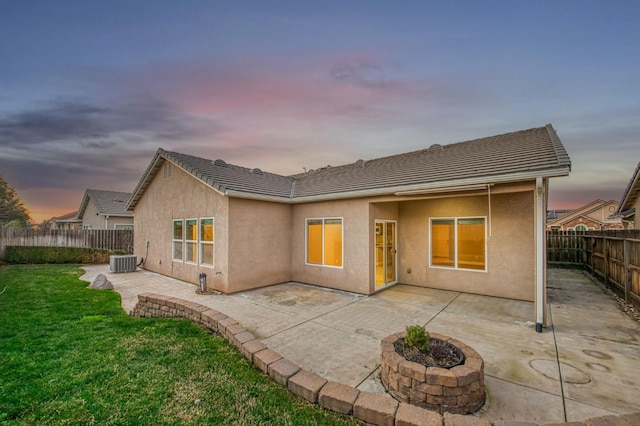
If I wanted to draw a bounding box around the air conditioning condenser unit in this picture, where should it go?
[110,255,137,273]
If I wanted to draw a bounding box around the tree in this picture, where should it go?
[0,174,31,227]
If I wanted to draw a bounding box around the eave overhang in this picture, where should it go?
[225,166,570,204]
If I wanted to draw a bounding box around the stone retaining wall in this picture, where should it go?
[131,292,640,426]
[380,332,485,414]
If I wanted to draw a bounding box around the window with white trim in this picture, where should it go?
[306,218,343,267]
[185,218,198,264]
[200,218,214,266]
[430,217,486,271]
[172,219,183,261]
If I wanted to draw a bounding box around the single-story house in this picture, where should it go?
[613,161,640,229]
[49,211,82,230]
[78,189,134,230]
[546,199,623,231]
[126,124,571,330]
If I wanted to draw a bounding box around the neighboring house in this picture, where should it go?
[78,189,134,230]
[50,211,82,230]
[546,209,570,222]
[546,200,623,231]
[126,124,571,330]
[613,161,640,229]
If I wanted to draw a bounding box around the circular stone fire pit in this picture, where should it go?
[380,331,485,415]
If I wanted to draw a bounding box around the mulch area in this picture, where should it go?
[394,337,464,369]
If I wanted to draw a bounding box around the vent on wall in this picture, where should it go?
[110,255,137,273]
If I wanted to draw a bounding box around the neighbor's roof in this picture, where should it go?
[546,199,620,227]
[52,211,80,223]
[615,161,640,218]
[78,189,134,219]
[127,124,571,209]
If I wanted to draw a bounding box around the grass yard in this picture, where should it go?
[0,264,358,425]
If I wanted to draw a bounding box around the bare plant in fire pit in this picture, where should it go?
[395,325,464,369]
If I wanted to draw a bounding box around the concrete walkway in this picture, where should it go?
[80,266,640,423]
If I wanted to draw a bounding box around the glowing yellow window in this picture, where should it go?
[431,219,455,267]
[307,218,342,267]
[185,219,197,264]
[200,218,214,267]
[431,217,486,271]
[457,218,485,270]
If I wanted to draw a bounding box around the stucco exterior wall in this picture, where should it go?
[290,199,371,294]
[227,197,292,292]
[133,165,542,301]
[81,200,134,229]
[396,189,536,301]
[631,197,640,229]
[81,201,101,229]
[132,163,231,291]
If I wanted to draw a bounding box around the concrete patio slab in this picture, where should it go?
[444,292,537,326]
[262,320,380,388]
[312,296,440,341]
[426,310,563,397]
[478,376,565,424]
[80,265,640,423]
[563,399,620,423]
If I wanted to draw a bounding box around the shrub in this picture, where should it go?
[405,325,430,352]
[3,246,125,264]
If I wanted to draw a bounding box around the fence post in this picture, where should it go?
[624,238,631,304]
[603,236,609,287]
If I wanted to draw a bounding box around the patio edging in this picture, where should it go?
[130,292,640,426]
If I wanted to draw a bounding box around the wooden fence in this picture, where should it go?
[547,230,640,310]
[0,228,134,258]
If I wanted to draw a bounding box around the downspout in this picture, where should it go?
[105,215,109,229]
[535,178,544,332]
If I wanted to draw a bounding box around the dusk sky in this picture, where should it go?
[1,1,638,223]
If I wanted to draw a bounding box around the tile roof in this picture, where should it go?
[52,211,80,222]
[292,124,570,198]
[127,124,571,209]
[79,189,134,219]
[163,151,294,198]
[616,161,640,215]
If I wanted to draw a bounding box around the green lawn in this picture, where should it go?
[0,264,357,425]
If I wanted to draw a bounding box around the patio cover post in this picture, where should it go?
[535,177,545,332]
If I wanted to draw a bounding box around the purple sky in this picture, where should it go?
[1,1,639,222]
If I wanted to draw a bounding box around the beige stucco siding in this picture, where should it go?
[227,197,292,292]
[632,197,640,229]
[397,190,535,301]
[81,202,102,229]
[133,163,541,301]
[132,162,230,291]
[82,203,132,229]
[81,200,134,229]
[291,199,371,294]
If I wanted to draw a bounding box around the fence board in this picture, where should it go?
[547,230,640,311]
[0,228,133,257]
